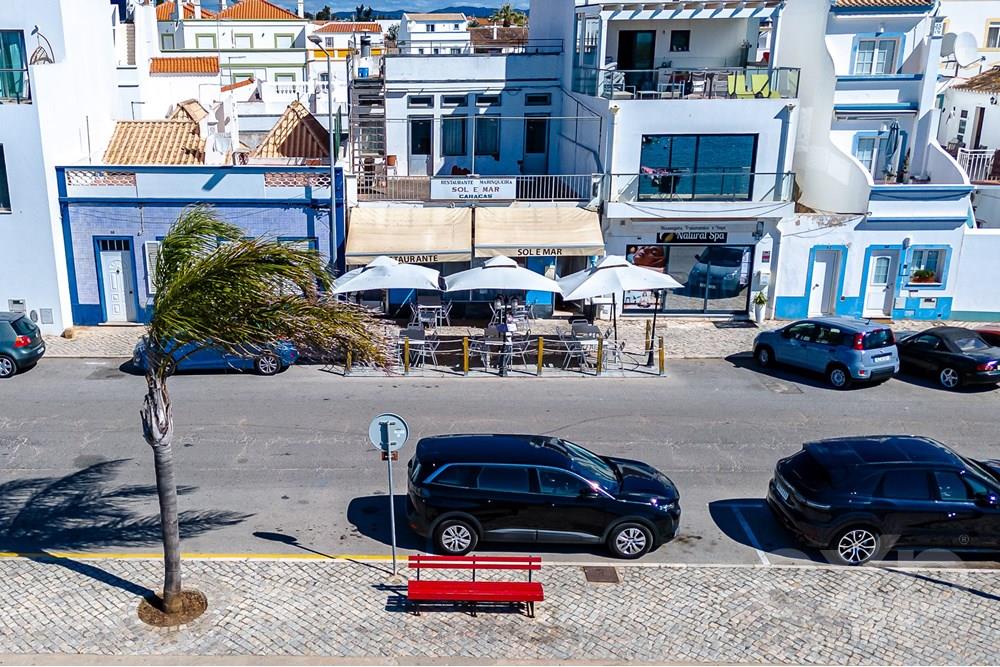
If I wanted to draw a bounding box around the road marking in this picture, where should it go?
[731,506,771,566]
[84,362,109,366]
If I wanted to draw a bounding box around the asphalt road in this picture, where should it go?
[1,357,998,567]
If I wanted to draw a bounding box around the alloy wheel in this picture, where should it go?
[257,354,280,375]
[756,347,770,366]
[829,368,848,388]
[615,527,648,556]
[0,357,14,378]
[939,367,960,389]
[837,528,878,565]
[440,524,473,553]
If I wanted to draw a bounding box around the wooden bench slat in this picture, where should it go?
[408,581,544,603]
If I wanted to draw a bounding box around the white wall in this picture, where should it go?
[0,0,118,333]
[603,18,758,69]
[938,86,1000,150]
[951,226,1000,316]
[939,0,1000,74]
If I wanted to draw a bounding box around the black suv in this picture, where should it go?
[407,434,681,559]
[768,436,1000,565]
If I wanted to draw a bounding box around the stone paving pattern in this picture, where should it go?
[0,558,996,663]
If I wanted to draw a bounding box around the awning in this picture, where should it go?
[346,207,473,265]
[474,207,605,258]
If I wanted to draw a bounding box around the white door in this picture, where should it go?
[808,250,839,316]
[100,249,136,322]
[863,250,899,318]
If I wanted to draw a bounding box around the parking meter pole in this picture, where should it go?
[462,336,469,376]
[380,421,398,577]
[658,336,666,377]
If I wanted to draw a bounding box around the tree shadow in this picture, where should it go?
[0,460,251,597]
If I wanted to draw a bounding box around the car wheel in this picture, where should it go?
[255,353,281,376]
[938,367,962,390]
[607,522,653,559]
[434,518,478,556]
[754,345,773,368]
[830,526,881,566]
[0,355,17,379]
[827,365,851,389]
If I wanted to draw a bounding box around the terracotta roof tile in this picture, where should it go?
[221,76,256,92]
[251,100,329,161]
[833,0,934,7]
[470,26,528,45]
[169,99,209,122]
[155,1,216,21]
[216,0,301,20]
[315,22,382,34]
[103,120,205,165]
[954,67,1000,94]
[150,56,220,75]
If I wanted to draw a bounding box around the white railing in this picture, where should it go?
[259,81,312,102]
[958,148,994,183]
[358,174,597,202]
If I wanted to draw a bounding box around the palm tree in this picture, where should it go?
[140,206,389,617]
[489,3,527,27]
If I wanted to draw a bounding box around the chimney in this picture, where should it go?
[193,0,202,19]
[220,0,228,8]
[297,0,304,18]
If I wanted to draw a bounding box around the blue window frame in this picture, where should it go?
[850,33,905,75]
[906,246,950,289]
[852,129,908,181]
[639,133,758,200]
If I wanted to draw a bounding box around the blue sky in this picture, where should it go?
[198,1,530,11]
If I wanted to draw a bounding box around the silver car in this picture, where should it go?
[753,317,899,388]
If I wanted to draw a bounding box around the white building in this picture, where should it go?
[0,0,118,334]
[396,13,470,55]
[939,0,1000,77]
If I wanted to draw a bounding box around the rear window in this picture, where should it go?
[781,451,832,492]
[862,328,894,350]
[10,316,36,336]
[952,335,989,353]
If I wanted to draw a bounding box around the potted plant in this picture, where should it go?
[910,269,937,284]
[752,290,768,323]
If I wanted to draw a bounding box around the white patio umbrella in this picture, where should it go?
[558,255,682,354]
[332,255,441,294]
[444,256,562,293]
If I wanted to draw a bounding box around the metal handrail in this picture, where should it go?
[606,171,795,203]
[389,39,563,56]
[572,65,800,100]
[358,173,598,202]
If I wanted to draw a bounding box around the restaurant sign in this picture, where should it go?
[431,177,516,201]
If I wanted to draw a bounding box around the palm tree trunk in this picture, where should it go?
[141,354,183,615]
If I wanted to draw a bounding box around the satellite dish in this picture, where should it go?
[943,32,982,68]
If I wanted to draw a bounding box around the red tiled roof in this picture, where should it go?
[103,120,205,165]
[155,1,216,21]
[221,76,256,92]
[216,0,301,20]
[252,100,329,160]
[150,56,220,75]
[315,22,382,34]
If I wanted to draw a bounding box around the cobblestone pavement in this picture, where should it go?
[43,319,1000,361]
[0,557,996,663]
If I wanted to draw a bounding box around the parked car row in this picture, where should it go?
[753,317,1000,390]
[406,433,1000,565]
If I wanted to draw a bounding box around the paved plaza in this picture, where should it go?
[0,557,996,664]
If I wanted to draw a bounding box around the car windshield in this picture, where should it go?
[952,335,990,353]
[698,247,744,267]
[557,439,620,494]
[964,456,1000,485]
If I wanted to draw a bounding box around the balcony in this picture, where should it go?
[607,171,795,203]
[388,39,562,56]
[0,66,30,103]
[572,66,799,101]
[357,174,597,202]
[957,148,999,184]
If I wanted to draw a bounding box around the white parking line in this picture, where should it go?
[731,506,771,566]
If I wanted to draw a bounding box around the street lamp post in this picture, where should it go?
[308,34,338,271]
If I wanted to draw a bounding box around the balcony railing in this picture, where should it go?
[607,171,795,203]
[957,148,997,183]
[357,174,597,202]
[572,66,799,100]
[389,39,563,56]
[0,66,30,103]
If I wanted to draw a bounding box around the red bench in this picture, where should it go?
[407,555,544,617]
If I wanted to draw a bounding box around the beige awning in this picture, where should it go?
[346,207,473,265]
[474,207,605,258]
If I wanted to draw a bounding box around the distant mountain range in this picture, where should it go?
[330,6,525,19]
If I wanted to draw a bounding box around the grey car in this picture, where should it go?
[753,317,898,389]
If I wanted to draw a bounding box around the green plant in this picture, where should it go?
[910,269,937,283]
[139,206,390,618]
[752,291,768,306]
[490,3,527,27]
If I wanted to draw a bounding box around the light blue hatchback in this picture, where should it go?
[752,317,899,389]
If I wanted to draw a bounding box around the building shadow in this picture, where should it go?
[724,353,877,391]
[0,460,251,596]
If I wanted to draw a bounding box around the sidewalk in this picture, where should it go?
[0,556,996,663]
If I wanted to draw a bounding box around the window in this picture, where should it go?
[143,241,160,293]
[879,470,932,500]
[476,466,531,493]
[233,71,253,83]
[537,469,587,496]
[233,33,253,48]
[854,136,879,174]
[814,325,846,346]
[408,95,434,108]
[934,471,972,501]
[432,465,480,488]
[911,334,944,351]
[639,134,757,200]
[958,109,969,140]
[525,93,552,106]
[987,20,1000,48]
[274,73,296,82]
[951,334,990,353]
[909,248,944,284]
[0,146,10,211]
[195,33,216,49]
[669,30,691,52]
[785,323,817,342]
[160,33,175,50]
[454,23,461,31]
[872,256,891,284]
[274,34,295,49]
[442,95,467,107]
[450,47,461,54]
[427,23,436,32]
[525,117,548,154]
[853,37,898,75]
[475,116,500,159]
[476,94,501,106]
[442,116,467,156]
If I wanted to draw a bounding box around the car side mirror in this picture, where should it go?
[579,487,601,499]
[975,492,999,508]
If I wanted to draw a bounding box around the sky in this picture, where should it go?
[196,0,530,11]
